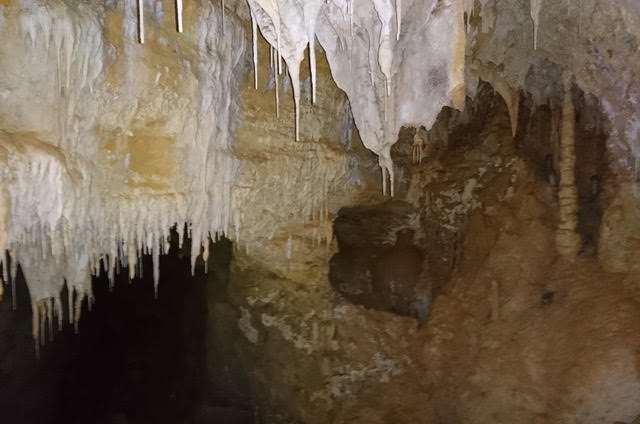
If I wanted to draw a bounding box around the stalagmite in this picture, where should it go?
[555,74,581,257]
[176,0,183,33]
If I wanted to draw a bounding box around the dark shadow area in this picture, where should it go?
[329,201,430,321]
[0,234,253,424]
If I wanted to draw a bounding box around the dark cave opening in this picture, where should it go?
[329,201,430,321]
[0,235,252,424]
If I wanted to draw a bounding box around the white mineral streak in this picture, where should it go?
[247,0,466,193]
[0,2,245,352]
[530,0,542,50]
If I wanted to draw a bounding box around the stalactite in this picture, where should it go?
[0,0,467,355]
[152,235,160,298]
[222,0,226,34]
[137,0,144,43]
[32,303,40,359]
[396,0,401,40]
[270,45,274,69]
[176,0,183,33]
[68,287,74,326]
[11,257,16,311]
[0,3,248,355]
[308,34,317,104]
[463,0,474,33]
[252,10,259,90]
[530,0,542,50]
[289,65,301,141]
[203,237,210,274]
[275,63,280,117]
[1,252,8,288]
[555,75,581,257]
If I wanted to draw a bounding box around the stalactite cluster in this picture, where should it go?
[1,0,639,358]
[245,0,466,195]
[0,1,246,352]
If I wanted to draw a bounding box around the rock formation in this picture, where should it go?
[0,0,639,422]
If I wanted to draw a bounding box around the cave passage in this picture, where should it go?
[0,236,251,424]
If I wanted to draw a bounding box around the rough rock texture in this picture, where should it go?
[466,0,640,168]
[329,201,430,319]
[209,88,640,423]
[599,176,640,286]
[1,0,640,423]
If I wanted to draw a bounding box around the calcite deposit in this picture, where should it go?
[0,0,640,422]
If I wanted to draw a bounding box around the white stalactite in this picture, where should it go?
[138,0,144,43]
[246,0,465,194]
[176,0,183,33]
[275,64,280,117]
[531,0,542,50]
[0,3,247,354]
[396,0,401,40]
[252,10,259,89]
[0,0,467,352]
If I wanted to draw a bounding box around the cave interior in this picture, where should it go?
[1,0,640,423]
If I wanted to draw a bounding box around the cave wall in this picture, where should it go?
[211,83,640,423]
